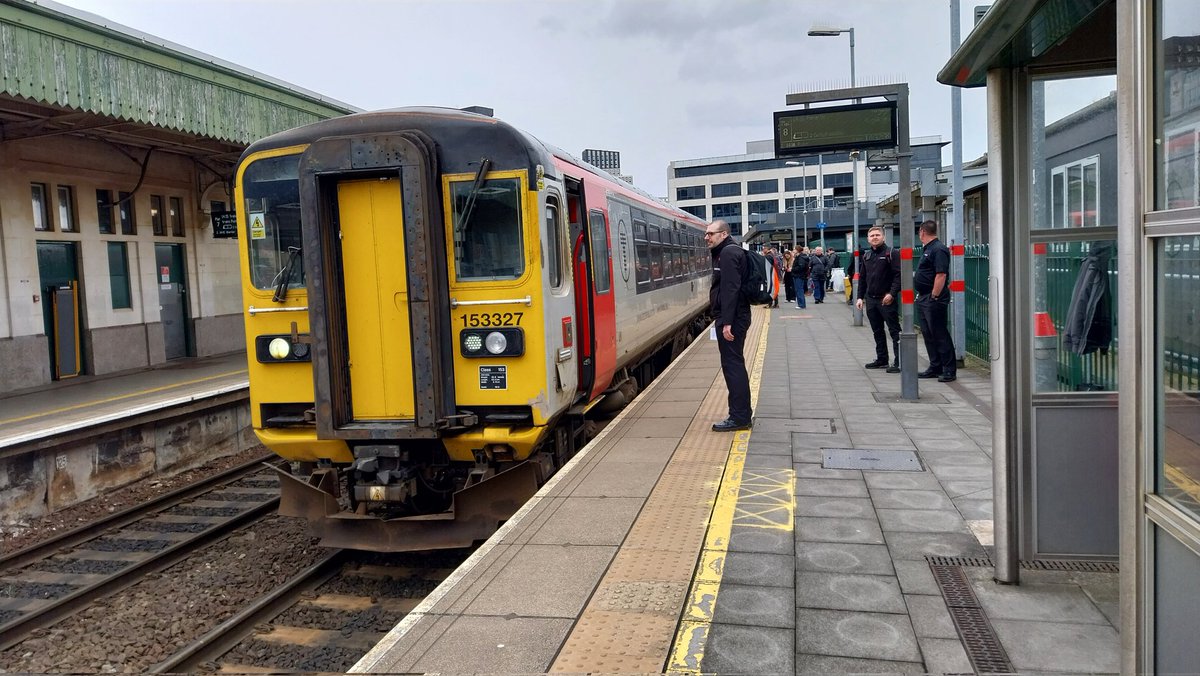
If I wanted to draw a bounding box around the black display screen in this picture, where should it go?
[774,101,897,156]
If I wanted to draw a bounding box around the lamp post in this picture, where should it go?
[785,160,804,248]
[809,24,863,325]
[750,212,760,249]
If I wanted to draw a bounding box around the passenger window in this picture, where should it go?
[634,218,650,288]
[589,210,611,294]
[648,225,663,281]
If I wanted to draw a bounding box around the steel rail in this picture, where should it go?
[0,453,277,573]
[149,548,350,673]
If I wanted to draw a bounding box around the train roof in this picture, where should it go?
[239,106,558,181]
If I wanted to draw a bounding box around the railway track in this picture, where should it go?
[0,455,280,651]
[153,549,464,673]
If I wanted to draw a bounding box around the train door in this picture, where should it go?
[566,177,595,397]
[154,243,191,360]
[583,192,616,400]
[36,241,82,379]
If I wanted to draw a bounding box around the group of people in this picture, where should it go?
[706,218,958,432]
[759,245,843,309]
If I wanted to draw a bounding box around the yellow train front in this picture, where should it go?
[236,107,709,551]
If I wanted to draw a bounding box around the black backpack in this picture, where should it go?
[740,248,775,305]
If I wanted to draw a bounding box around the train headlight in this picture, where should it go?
[460,327,524,358]
[268,337,291,360]
[484,331,508,355]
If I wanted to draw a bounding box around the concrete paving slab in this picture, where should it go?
[877,508,973,534]
[795,516,886,544]
[527,497,644,546]
[914,437,984,453]
[906,427,972,442]
[794,462,863,480]
[743,454,793,470]
[849,432,919,448]
[864,471,943,491]
[991,619,1120,673]
[648,387,710,402]
[566,461,665,498]
[970,580,1112,624]
[871,489,956,510]
[941,480,992,498]
[601,437,679,463]
[904,594,957,638]
[464,544,616,618]
[928,463,992,481]
[794,608,923,663]
[885,531,989,561]
[711,582,795,628]
[953,497,994,520]
[793,496,876,519]
[701,623,794,675]
[639,399,702,419]
[793,654,925,673]
[624,415,693,438]
[745,440,793,456]
[401,615,574,674]
[794,477,869,498]
[728,526,795,555]
[796,571,906,613]
[921,451,992,467]
[916,636,974,674]
[722,551,795,588]
[893,559,941,595]
[792,447,826,464]
[795,542,895,575]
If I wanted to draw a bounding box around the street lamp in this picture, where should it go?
[784,160,805,248]
[750,212,760,248]
[809,24,863,325]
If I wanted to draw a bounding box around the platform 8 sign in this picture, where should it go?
[479,365,507,390]
[211,210,238,239]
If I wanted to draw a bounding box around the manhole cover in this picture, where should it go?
[823,448,923,471]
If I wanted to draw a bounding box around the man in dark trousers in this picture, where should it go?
[855,226,902,373]
[809,246,828,304]
[706,220,752,431]
[914,220,957,382]
[791,247,810,309]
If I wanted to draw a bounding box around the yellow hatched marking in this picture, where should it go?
[733,469,796,530]
[668,310,772,674]
[1165,463,1200,502]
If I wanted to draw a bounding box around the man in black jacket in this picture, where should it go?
[855,226,902,373]
[809,247,828,303]
[914,220,956,382]
[706,220,752,431]
[791,247,810,309]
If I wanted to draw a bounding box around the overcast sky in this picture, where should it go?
[52,0,996,197]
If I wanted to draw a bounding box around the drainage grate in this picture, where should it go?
[822,448,923,471]
[925,556,1119,573]
[928,562,1015,674]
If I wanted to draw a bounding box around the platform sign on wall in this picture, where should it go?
[211,210,238,239]
[774,101,898,156]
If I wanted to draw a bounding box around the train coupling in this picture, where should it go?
[270,461,539,552]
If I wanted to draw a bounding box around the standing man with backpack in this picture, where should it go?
[706,220,752,431]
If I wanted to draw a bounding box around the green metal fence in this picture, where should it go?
[963,244,990,361]
[1040,241,1118,391]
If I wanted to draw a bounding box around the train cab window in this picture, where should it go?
[589,210,611,294]
[242,155,304,291]
[451,177,524,281]
[544,195,565,289]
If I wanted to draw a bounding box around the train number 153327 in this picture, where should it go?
[460,312,523,327]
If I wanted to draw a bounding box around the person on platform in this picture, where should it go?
[809,246,828,304]
[791,247,810,309]
[825,248,841,291]
[782,249,795,303]
[706,220,753,431]
[856,226,902,373]
[914,220,957,382]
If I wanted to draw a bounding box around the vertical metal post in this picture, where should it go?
[791,194,798,249]
[819,154,826,249]
[802,161,809,246]
[950,0,967,360]
[898,85,919,400]
[849,29,863,325]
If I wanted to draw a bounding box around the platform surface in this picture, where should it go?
[351,298,1120,674]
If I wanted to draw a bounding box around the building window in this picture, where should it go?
[107,242,132,309]
[680,205,706,219]
[711,182,741,198]
[712,202,741,219]
[56,186,77,232]
[32,183,50,231]
[824,172,854,189]
[169,197,184,236]
[748,200,778,214]
[118,191,136,235]
[150,194,166,236]
[1049,156,1100,228]
[676,185,705,201]
[784,176,818,191]
[97,189,115,234]
[747,179,778,195]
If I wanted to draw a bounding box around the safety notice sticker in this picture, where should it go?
[479,365,507,390]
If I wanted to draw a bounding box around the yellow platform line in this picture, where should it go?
[0,369,248,425]
[1165,463,1200,503]
[667,311,774,674]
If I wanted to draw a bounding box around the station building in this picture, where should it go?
[0,0,355,396]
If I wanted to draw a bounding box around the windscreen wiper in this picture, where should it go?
[455,157,492,235]
[272,246,302,302]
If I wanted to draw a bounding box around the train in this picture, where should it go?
[235,107,711,551]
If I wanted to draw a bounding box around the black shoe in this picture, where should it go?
[712,417,752,432]
[938,373,957,382]
[886,362,901,374]
[918,369,940,379]
[865,359,888,369]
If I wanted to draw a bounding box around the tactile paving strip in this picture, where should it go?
[550,312,768,673]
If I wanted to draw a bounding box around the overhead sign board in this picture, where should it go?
[211,210,238,239]
[774,101,898,156]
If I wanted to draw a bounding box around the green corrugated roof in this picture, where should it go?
[0,0,357,144]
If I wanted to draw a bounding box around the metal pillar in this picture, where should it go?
[950,0,966,360]
[851,152,863,325]
[818,154,826,250]
[897,85,918,401]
